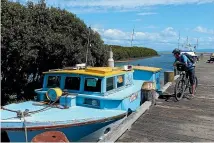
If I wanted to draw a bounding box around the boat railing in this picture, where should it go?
[49,69,63,71]
[63,67,77,70]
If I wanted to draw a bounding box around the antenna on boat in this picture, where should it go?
[85,26,91,66]
[131,26,135,47]
[185,36,191,50]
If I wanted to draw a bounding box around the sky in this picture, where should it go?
[16,0,214,51]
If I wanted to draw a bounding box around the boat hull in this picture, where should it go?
[5,116,125,142]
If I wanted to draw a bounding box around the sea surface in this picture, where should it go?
[115,53,175,79]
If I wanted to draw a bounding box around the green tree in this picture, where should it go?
[1,0,107,105]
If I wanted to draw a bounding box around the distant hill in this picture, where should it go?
[106,45,158,61]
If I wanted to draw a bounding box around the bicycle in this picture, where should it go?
[174,64,198,101]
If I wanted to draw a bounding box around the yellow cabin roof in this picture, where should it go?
[43,67,130,77]
[133,66,162,73]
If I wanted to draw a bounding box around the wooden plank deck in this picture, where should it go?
[117,55,214,142]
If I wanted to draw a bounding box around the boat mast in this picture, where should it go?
[131,26,135,47]
[178,31,180,49]
[85,26,91,66]
[185,36,191,51]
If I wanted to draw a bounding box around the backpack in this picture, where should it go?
[182,53,195,64]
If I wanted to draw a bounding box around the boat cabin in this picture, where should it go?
[34,65,161,111]
[36,67,133,95]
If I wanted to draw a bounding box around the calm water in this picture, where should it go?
[115,54,175,79]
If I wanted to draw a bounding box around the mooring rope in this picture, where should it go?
[1,97,62,142]
[21,112,28,142]
[1,98,60,117]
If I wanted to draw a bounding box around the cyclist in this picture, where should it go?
[172,48,196,97]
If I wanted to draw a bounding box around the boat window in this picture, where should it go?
[84,98,100,107]
[117,75,124,88]
[106,77,114,91]
[47,76,61,88]
[84,78,101,92]
[64,77,80,90]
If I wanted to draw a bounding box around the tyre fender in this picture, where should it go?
[141,82,159,105]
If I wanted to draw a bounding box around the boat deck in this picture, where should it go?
[117,54,214,142]
[1,101,126,129]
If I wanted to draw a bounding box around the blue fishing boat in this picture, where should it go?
[1,64,161,142]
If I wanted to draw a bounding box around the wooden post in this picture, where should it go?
[164,71,174,85]
[200,53,204,60]
[210,53,214,59]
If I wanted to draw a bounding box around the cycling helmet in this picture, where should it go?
[172,48,180,54]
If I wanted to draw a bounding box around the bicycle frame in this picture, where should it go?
[179,71,191,91]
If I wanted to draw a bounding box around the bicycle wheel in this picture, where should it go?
[174,79,185,101]
[189,76,198,94]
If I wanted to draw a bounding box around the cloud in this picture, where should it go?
[103,38,124,45]
[199,37,214,43]
[103,29,128,40]
[161,27,177,37]
[92,26,213,49]
[137,12,157,16]
[194,26,214,34]
[208,37,214,42]
[134,32,161,41]
[92,27,178,46]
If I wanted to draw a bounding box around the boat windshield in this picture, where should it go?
[84,78,101,92]
[47,76,61,88]
[64,76,80,90]
[117,75,124,88]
